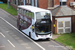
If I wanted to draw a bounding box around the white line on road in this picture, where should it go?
[21,43,28,45]
[0,17,45,50]
[0,32,5,38]
[26,47,32,49]
[7,40,15,48]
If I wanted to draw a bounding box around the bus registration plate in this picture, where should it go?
[41,35,47,37]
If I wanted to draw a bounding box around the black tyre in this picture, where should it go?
[29,32,31,38]
[46,38,50,41]
[19,26,21,30]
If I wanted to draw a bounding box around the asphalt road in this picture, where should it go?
[0,8,70,50]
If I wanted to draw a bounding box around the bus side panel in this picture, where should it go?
[17,13,20,29]
[17,13,36,39]
[22,19,35,36]
[18,13,32,29]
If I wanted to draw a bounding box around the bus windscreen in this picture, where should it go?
[35,12,52,35]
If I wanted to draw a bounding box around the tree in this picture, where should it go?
[0,0,7,3]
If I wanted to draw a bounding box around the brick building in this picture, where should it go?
[10,0,75,34]
[10,0,75,9]
[51,6,75,34]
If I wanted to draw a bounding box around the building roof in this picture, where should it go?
[51,6,75,17]
[18,5,51,13]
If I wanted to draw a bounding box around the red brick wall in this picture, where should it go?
[53,0,74,7]
[71,16,75,33]
[38,0,48,9]
[53,16,74,34]
[52,17,55,34]
[67,0,74,7]
[52,17,57,34]
[38,0,74,9]
[55,20,57,33]
[54,0,60,6]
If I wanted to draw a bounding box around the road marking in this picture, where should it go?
[21,43,28,45]
[12,34,17,37]
[0,32,5,38]
[6,31,9,33]
[18,40,24,43]
[26,47,32,49]
[0,46,5,48]
[7,40,15,48]
[48,45,55,47]
[41,42,49,44]
[15,37,20,40]
[9,33,13,34]
[0,17,45,50]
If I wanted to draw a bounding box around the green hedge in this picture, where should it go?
[0,3,17,16]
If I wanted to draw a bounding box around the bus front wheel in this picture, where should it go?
[46,38,51,41]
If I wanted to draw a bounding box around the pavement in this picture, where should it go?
[52,34,61,39]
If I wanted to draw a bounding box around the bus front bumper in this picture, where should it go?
[34,34,52,40]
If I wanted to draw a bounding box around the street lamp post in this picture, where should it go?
[7,0,9,9]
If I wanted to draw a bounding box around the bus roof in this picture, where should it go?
[18,5,51,13]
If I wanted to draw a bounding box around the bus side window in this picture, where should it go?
[19,18,24,26]
[24,10,26,15]
[21,9,24,15]
[26,10,29,16]
[31,12,34,19]
[19,18,22,25]
[17,8,19,13]
[18,8,20,13]
[29,12,32,18]
[20,9,22,14]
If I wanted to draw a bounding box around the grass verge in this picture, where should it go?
[55,33,75,50]
[0,3,17,16]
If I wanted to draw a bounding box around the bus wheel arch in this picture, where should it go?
[19,25,21,30]
[29,32,31,38]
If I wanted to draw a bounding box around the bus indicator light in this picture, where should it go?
[32,26,34,29]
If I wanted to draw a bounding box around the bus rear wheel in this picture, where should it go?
[19,26,21,30]
[29,32,31,38]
